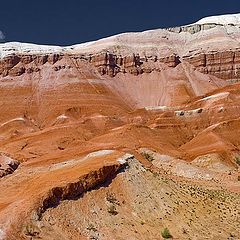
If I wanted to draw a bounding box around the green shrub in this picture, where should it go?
[161,227,172,239]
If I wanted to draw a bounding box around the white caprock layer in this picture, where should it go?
[195,13,240,25]
[0,13,240,59]
[0,41,99,58]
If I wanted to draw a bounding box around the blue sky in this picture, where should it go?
[0,0,240,45]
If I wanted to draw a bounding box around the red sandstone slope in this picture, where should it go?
[0,14,239,240]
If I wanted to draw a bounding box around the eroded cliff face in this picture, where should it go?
[0,51,180,78]
[2,48,240,81]
[183,50,240,82]
[0,14,240,240]
[0,53,64,77]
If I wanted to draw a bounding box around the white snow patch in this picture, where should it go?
[0,117,25,128]
[110,126,125,132]
[203,92,229,100]
[86,150,115,158]
[0,42,63,58]
[48,150,116,171]
[195,13,240,25]
[56,114,68,120]
[117,153,134,164]
[47,150,133,171]
[145,106,175,111]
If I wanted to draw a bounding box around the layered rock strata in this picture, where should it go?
[1,49,240,82]
[0,52,181,78]
[183,50,240,82]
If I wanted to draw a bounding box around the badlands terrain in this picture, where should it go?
[0,13,240,240]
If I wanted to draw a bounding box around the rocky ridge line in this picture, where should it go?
[2,48,240,81]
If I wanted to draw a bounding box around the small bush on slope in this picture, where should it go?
[161,227,172,239]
